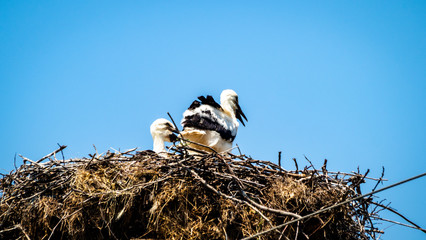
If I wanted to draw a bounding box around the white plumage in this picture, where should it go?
[180,89,247,153]
[150,118,177,154]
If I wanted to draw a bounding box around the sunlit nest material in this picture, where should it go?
[0,144,411,240]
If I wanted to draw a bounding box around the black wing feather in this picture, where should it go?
[197,95,222,110]
[188,100,201,110]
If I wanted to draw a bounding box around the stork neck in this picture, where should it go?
[221,101,236,118]
[153,136,166,153]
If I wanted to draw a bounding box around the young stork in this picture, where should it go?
[150,118,178,154]
[180,89,247,153]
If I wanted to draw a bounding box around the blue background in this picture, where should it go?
[1,1,425,239]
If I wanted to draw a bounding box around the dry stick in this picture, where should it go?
[278,226,291,240]
[171,144,211,156]
[242,158,292,172]
[327,171,386,181]
[301,232,310,239]
[370,201,426,234]
[303,155,317,172]
[122,147,138,155]
[227,152,245,160]
[0,224,21,234]
[167,112,180,132]
[19,155,43,168]
[278,151,282,169]
[85,154,97,169]
[236,144,243,155]
[166,112,189,156]
[372,166,385,192]
[370,216,426,232]
[241,172,426,240]
[13,153,18,171]
[321,159,328,175]
[366,229,384,234]
[37,145,67,163]
[177,137,218,154]
[232,161,302,178]
[57,143,65,162]
[292,158,298,172]
[18,224,31,240]
[222,227,229,240]
[294,221,299,240]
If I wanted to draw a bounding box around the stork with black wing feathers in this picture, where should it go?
[180,89,247,153]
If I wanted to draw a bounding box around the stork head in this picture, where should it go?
[150,118,178,153]
[220,89,248,126]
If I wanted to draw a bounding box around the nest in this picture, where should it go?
[0,145,389,240]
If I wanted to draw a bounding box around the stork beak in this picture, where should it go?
[165,122,179,134]
[168,132,178,142]
[166,124,179,142]
[235,102,247,127]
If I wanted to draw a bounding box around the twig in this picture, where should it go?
[372,166,385,192]
[304,155,317,173]
[327,171,386,181]
[122,147,138,155]
[278,151,282,169]
[236,144,242,155]
[177,137,218,154]
[18,224,31,240]
[370,202,426,233]
[292,158,298,172]
[294,221,299,240]
[57,143,65,161]
[19,155,43,168]
[14,153,18,171]
[0,224,20,234]
[37,145,67,163]
[370,216,426,233]
[167,112,181,133]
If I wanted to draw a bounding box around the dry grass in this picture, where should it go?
[0,146,389,240]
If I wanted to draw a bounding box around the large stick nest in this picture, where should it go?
[0,145,387,240]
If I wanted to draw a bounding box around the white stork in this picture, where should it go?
[150,118,178,154]
[180,89,247,153]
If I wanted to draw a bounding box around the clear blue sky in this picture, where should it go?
[1,1,425,239]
